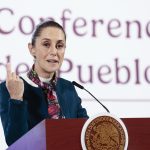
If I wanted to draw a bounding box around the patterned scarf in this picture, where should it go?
[27,65,62,119]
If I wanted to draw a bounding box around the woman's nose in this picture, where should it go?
[49,45,57,55]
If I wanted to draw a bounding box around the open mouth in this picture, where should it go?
[46,59,59,63]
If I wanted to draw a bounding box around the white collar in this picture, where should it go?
[20,74,38,87]
[39,76,51,83]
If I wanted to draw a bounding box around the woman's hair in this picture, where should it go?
[31,20,66,46]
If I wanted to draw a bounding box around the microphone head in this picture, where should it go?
[72,81,84,89]
[72,81,110,113]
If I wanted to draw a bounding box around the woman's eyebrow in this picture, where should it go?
[41,38,51,41]
[57,40,65,42]
[41,38,65,42]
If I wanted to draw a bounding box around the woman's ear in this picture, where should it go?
[28,43,36,57]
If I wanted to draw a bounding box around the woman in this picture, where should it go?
[0,20,88,146]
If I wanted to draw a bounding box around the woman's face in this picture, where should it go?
[29,27,66,78]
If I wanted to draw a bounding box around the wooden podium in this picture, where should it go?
[7,118,150,150]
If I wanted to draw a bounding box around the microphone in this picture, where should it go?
[72,81,110,113]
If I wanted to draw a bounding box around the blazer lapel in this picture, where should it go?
[56,79,70,118]
[24,82,48,118]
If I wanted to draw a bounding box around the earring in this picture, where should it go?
[33,56,36,63]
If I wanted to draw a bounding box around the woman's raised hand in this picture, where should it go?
[6,63,24,100]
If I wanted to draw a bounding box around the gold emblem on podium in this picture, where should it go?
[81,114,128,150]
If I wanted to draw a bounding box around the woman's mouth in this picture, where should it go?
[46,59,59,63]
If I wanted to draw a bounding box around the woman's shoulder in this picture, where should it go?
[57,77,72,85]
[57,77,70,82]
[0,81,7,90]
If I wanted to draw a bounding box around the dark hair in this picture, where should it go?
[31,20,66,46]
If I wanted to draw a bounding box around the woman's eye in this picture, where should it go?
[43,43,50,47]
[56,44,64,49]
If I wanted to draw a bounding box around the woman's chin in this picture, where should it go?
[46,67,58,74]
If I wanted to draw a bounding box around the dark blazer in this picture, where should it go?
[0,76,88,146]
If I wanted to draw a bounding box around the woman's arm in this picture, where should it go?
[0,82,28,146]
